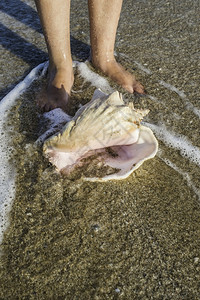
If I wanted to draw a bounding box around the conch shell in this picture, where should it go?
[43,89,158,181]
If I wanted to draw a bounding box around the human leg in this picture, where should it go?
[35,0,74,111]
[88,0,144,94]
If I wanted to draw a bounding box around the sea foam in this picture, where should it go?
[76,61,112,93]
[144,122,200,167]
[0,61,112,245]
[158,80,200,118]
[0,62,46,245]
[160,156,200,201]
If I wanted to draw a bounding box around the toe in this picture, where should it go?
[123,84,134,93]
[133,82,145,94]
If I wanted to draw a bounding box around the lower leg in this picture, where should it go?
[88,0,144,94]
[35,0,74,111]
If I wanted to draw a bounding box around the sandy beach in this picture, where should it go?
[0,0,200,299]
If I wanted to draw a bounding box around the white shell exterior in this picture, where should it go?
[43,89,158,181]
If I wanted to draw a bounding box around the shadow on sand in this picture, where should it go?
[0,0,90,99]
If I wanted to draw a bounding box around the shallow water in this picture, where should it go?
[0,0,200,299]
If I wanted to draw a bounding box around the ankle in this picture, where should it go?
[47,65,74,92]
[48,61,73,78]
[91,52,116,73]
[49,62,72,74]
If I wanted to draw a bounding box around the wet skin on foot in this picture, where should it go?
[92,59,145,94]
[37,67,74,112]
[37,60,144,112]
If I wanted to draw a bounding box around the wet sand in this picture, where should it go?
[0,0,200,299]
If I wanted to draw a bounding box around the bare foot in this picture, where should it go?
[92,58,145,94]
[37,66,74,112]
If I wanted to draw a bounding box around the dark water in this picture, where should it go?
[0,0,200,299]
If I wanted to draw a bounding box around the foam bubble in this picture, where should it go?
[133,61,152,75]
[148,95,161,104]
[144,122,200,167]
[77,61,112,93]
[36,108,72,144]
[159,156,200,201]
[158,80,200,118]
[0,62,46,245]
